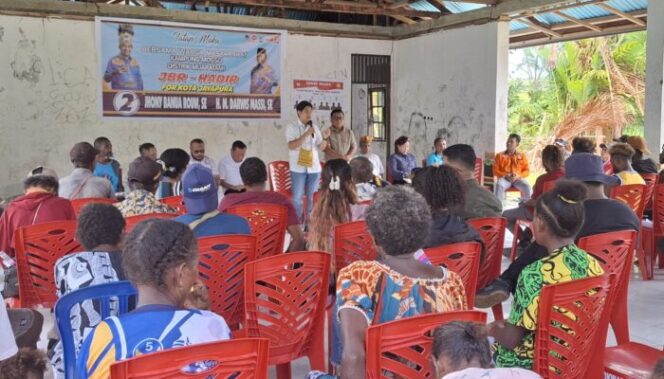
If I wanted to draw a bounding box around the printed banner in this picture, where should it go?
[97,18,284,118]
[292,80,344,128]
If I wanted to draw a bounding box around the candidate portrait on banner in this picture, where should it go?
[103,24,144,91]
[250,47,279,95]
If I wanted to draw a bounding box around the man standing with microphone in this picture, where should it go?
[286,101,330,224]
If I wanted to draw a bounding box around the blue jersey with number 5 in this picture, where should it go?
[76,304,231,379]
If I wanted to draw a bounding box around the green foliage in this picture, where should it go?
[509,31,646,147]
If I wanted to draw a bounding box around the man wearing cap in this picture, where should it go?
[357,135,384,178]
[59,142,114,200]
[0,168,76,258]
[626,135,659,174]
[114,157,176,217]
[475,153,637,308]
[174,165,250,238]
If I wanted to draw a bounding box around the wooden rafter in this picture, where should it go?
[391,14,416,24]
[595,2,646,27]
[553,10,602,32]
[425,0,447,13]
[520,16,562,38]
[203,0,441,18]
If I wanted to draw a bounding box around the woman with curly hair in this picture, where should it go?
[308,159,368,257]
[412,166,482,250]
[76,219,230,379]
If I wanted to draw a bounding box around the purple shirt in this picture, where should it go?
[388,153,417,182]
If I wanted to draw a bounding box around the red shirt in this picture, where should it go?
[218,191,300,226]
[0,192,76,257]
[532,168,565,200]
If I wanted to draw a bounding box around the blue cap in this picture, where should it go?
[565,153,619,185]
[182,164,218,215]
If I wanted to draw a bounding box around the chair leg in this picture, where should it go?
[611,283,630,345]
[326,303,333,373]
[308,309,328,372]
[510,223,520,262]
[491,303,504,321]
[276,363,292,379]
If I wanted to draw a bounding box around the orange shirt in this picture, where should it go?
[493,151,530,179]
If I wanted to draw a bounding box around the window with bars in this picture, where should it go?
[369,88,386,141]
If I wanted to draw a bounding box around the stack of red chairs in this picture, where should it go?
[70,197,116,216]
[468,217,507,318]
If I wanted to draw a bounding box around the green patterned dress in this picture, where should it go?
[495,244,604,369]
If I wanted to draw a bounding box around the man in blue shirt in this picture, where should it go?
[175,164,250,237]
[103,37,143,91]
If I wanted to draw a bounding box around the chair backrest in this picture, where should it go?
[334,220,378,273]
[577,230,636,347]
[654,184,664,237]
[642,173,658,210]
[160,195,186,215]
[533,275,614,379]
[243,251,330,365]
[467,217,507,289]
[70,197,116,215]
[365,311,487,379]
[268,160,292,194]
[110,338,270,379]
[423,242,482,307]
[14,220,82,308]
[474,157,484,186]
[124,213,178,232]
[55,281,137,379]
[610,184,646,219]
[197,234,256,329]
[226,204,288,258]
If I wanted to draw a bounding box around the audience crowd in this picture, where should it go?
[0,100,663,378]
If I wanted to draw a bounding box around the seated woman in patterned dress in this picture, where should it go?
[489,180,604,369]
[313,186,467,379]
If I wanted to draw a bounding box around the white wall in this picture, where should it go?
[645,0,664,157]
[0,15,393,196]
[0,14,509,196]
[392,22,509,162]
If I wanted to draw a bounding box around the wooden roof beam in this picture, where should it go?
[391,14,416,24]
[553,10,602,32]
[595,2,645,27]
[425,0,448,14]
[520,16,562,38]
[202,0,441,18]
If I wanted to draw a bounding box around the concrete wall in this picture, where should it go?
[392,21,509,162]
[645,0,664,157]
[0,14,508,196]
[0,15,393,196]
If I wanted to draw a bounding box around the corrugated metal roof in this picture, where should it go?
[159,0,647,29]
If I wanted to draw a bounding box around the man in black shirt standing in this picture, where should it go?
[475,153,640,308]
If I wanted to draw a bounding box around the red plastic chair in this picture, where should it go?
[365,311,487,379]
[604,342,664,379]
[334,220,378,273]
[242,251,330,379]
[109,338,270,379]
[474,157,484,186]
[641,173,658,211]
[610,184,647,219]
[268,160,292,195]
[197,234,257,330]
[227,204,288,258]
[533,275,614,379]
[642,184,664,277]
[578,230,637,345]
[423,241,481,307]
[160,195,187,215]
[509,180,557,261]
[467,217,507,319]
[124,213,177,232]
[70,197,116,216]
[13,221,82,308]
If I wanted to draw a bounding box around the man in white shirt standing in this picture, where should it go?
[218,140,247,195]
[286,101,330,223]
[357,135,385,178]
[189,138,219,183]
